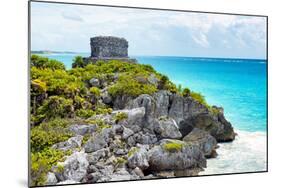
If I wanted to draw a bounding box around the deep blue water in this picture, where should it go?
[36,53,267,133]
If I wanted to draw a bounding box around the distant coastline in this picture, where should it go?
[31,50,78,54]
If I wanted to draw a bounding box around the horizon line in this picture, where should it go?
[30,50,267,61]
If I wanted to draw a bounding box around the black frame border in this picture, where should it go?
[28,0,269,187]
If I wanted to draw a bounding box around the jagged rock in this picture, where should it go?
[112,107,146,132]
[128,145,149,170]
[89,78,100,87]
[189,113,235,142]
[86,172,102,183]
[113,95,133,109]
[86,148,109,164]
[114,148,127,155]
[46,172,57,185]
[132,131,158,145]
[126,94,155,125]
[168,94,185,124]
[183,128,217,158]
[109,167,139,181]
[101,90,112,104]
[153,90,171,117]
[122,127,134,139]
[59,151,89,182]
[69,124,97,136]
[153,117,182,139]
[132,167,145,177]
[52,135,83,151]
[87,165,99,174]
[147,139,206,172]
[84,128,113,153]
[127,136,136,147]
[112,124,124,134]
[178,119,194,138]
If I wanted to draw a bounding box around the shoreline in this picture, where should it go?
[200,130,267,175]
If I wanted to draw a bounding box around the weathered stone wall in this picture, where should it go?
[90,36,128,58]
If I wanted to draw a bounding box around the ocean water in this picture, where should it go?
[36,53,267,174]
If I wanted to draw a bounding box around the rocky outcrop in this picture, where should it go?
[147,139,206,172]
[183,128,217,158]
[84,128,114,153]
[52,135,83,151]
[125,91,235,142]
[56,152,89,182]
[46,88,235,185]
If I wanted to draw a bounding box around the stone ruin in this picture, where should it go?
[91,36,128,58]
[83,36,136,64]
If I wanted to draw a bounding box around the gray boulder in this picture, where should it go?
[59,151,89,182]
[89,78,100,87]
[46,172,57,185]
[101,90,112,104]
[189,113,235,142]
[86,148,109,164]
[122,127,134,140]
[148,139,206,171]
[183,128,217,158]
[128,145,149,170]
[112,107,145,132]
[109,168,139,181]
[132,131,158,145]
[69,124,97,136]
[84,128,113,153]
[52,135,83,151]
[126,94,156,125]
[153,117,182,139]
[168,94,185,124]
[113,95,133,109]
[153,90,171,117]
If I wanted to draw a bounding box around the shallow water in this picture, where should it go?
[200,131,267,175]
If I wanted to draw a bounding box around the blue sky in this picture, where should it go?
[31,2,267,59]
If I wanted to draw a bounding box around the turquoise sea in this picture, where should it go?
[36,53,267,174]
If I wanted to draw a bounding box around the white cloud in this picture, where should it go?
[30,2,267,58]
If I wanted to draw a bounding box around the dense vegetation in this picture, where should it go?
[30,55,211,186]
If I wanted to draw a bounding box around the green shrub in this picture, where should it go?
[31,124,73,152]
[163,140,184,153]
[37,96,74,120]
[81,133,91,145]
[75,109,95,118]
[108,74,157,97]
[114,156,127,167]
[31,79,47,93]
[89,87,101,96]
[31,67,85,96]
[31,55,65,70]
[31,148,69,186]
[95,107,112,115]
[182,87,191,97]
[72,56,86,68]
[114,112,128,123]
[190,91,208,106]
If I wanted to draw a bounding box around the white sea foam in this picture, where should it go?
[200,130,267,175]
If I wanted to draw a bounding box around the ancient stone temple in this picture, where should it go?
[90,36,128,58]
[81,36,136,65]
